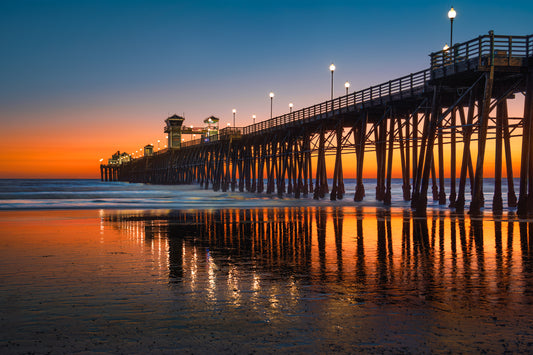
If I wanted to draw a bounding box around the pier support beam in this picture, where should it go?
[375,118,387,201]
[413,84,440,215]
[331,122,345,201]
[438,109,446,205]
[354,115,366,201]
[470,71,495,216]
[398,113,411,201]
[314,128,328,199]
[493,100,505,213]
[502,100,517,207]
[518,70,533,216]
[384,115,395,205]
[449,107,457,208]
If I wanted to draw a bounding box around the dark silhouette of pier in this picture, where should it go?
[101,32,533,216]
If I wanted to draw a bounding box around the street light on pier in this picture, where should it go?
[232,108,236,128]
[345,81,350,95]
[157,139,160,150]
[329,63,336,100]
[448,6,456,47]
[289,102,293,113]
[269,92,275,119]
[252,114,256,125]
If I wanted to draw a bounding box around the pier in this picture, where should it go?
[101,32,533,216]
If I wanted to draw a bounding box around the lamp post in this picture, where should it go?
[344,81,350,95]
[289,102,293,113]
[232,108,236,128]
[252,114,256,125]
[269,92,274,119]
[329,63,336,99]
[157,139,160,150]
[448,7,456,47]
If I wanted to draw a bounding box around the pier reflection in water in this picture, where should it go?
[104,207,533,352]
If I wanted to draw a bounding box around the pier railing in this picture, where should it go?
[430,33,533,72]
[180,126,244,148]
[242,69,431,135]
[161,32,532,149]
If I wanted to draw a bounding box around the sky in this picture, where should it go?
[1,0,532,178]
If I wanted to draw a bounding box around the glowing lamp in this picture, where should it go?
[448,7,456,19]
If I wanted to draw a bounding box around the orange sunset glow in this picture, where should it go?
[0,94,526,179]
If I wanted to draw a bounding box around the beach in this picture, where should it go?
[1,181,533,353]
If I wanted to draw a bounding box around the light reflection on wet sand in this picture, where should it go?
[1,207,533,353]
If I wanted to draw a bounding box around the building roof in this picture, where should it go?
[204,115,220,124]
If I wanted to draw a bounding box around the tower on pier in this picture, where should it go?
[203,116,220,139]
[144,144,153,157]
[164,114,185,149]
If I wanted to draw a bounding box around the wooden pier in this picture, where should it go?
[101,32,533,216]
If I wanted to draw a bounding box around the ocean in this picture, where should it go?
[1,178,532,353]
[0,177,519,211]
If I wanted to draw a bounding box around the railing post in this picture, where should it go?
[465,41,469,70]
[489,30,495,66]
[509,36,512,64]
[478,35,483,67]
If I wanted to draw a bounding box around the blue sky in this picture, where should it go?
[2,0,532,120]
[0,0,532,176]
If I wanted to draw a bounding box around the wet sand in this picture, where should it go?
[1,208,533,353]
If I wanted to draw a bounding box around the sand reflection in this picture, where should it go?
[105,207,532,310]
[99,208,533,353]
[2,208,533,352]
